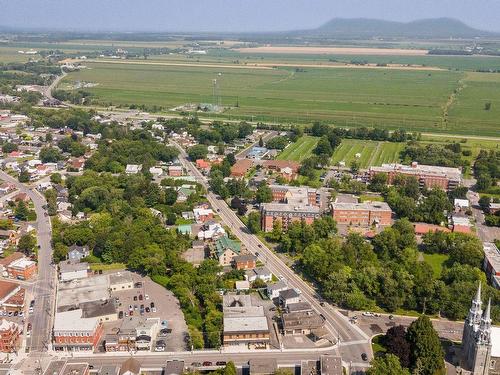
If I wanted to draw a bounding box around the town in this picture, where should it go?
[0,4,499,375]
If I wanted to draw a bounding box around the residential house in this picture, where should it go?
[267,280,288,299]
[125,164,142,175]
[193,207,214,223]
[246,267,273,283]
[214,236,241,266]
[168,165,183,177]
[0,280,24,313]
[233,254,257,270]
[279,289,300,307]
[197,220,225,240]
[119,358,141,375]
[67,244,90,262]
[176,187,195,203]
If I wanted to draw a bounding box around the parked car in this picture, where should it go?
[133,296,137,301]
[139,294,143,301]
[203,362,212,366]
[118,311,124,319]
[145,294,150,300]
[362,312,374,317]
[361,353,368,361]
[191,362,201,367]
[150,302,155,308]
[216,361,227,366]
[152,307,157,313]
[145,307,150,313]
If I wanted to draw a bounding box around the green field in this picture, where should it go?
[56,59,500,136]
[277,136,318,161]
[422,253,449,277]
[330,139,404,168]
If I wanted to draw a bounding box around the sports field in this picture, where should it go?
[330,139,404,168]
[277,136,318,162]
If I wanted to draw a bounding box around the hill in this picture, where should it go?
[309,18,495,39]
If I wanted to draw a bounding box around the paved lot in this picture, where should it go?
[100,272,188,352]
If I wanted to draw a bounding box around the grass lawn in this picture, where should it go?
[371,334,387,356]
[277,136,318,162]
[359,194,385,202]
[89,263,126,271]
[331,139,404,168]
[422,253,449,277]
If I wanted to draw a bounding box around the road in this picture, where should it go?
[171,141,372,368]
[42,70,67,101]
[467,190,500,242]
[0,171,55,354]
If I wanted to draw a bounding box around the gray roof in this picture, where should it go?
[165,360,184,375]
[287,301,312,313]
[320,355,343,375]
[81,299,117,318]
[249,358,277,375]
[109,271,134,286]
[282,311,325,331]
[279,288,300,300]
[59,261,89,273]
[267,280,288,291]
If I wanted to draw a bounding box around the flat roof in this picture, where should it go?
[0,280,19,299]
[109,271,134,285]
[54,309,98,332]
[261,203,320,214]
[62,363,89,375]
[59,261,88,273]
[370,163,461,180]
[81,300,117,318]
[484,242,500,271]
[224,316,269,333]
[332,201,391,211]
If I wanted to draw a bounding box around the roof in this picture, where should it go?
[287,301,312,313]
[484,242,500,273]
[224,316,269,334]
[81,299,117,318]
[9,257,36,269]
[119,358,141,375]
[282,311,325,331]
[0,252,23,266]
[109,271,133,286]
[0,280,19,299]
[230,159,254,176]
[370,162,462,180]
[320,355,343,375]
[223,294,252,308]
[262,160,300,172]
[59,261,89,273]
[234,254,257,263]
[492,326,500,357]
[413,223,451,235]
[267,280,288,291]
[53,309,98,332]
[332,201,391,212]
[279,288,300,300]
[215,235,241,257]
[249,358,277,375]
[165,360,185,375]
[62,363,89,375]
[261,203,321,214]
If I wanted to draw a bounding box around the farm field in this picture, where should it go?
[277,136,318,162]
[330,139,404,168]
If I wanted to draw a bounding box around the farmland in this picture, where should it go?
[277,136,318,162]
[330,139,404,168]
[56,57,500,136]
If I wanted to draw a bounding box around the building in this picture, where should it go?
[269,185,321,206]
[67,244,90,262]
[109,272,134,291]
[6,257,37,280]
[59,261,89,281]
[249,359,277,375]
[230,159,254,177]
[483,243,500,289]
[119,358,141,375]
[0,280,24,313]
[246,266,273,283]
[214,236,241,266]
[369,162,461,191]
[193,207,214,223]
[125,164,142,174]
[80,300,118,323]
[261,203,321,232]
[489,203,500,215]
[0,319,20,352]
[57,274,111,310]
[413,223,451,236]
[135,318,160,351]
[320,355,343,375]
[168,165,183,177]
[282,306,326,337]
[53,309,104,351]
[461,283,499,374]
[279,289,301,307]
[331,201,392,227]
[233,254,257,270]
[223,294,270,349]
[267,280,288,299]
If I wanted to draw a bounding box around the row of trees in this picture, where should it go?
[400,142,465,168]
[309,122,417,143]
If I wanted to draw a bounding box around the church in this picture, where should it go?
[461,283,500,374]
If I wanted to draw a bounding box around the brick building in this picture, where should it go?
[369,162,461,191]
[53,309,104,351]
[269,185,321,207]
[332,201,392,227]
[230,159,254,177]
[0,280,25,313]
[260,203,321,232]
[6,257,37,280]
[0,319,21,352]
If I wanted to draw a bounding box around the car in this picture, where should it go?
[135,282,142,288]
[129,311,133,316]
[362,312,374,317]
[133,296,137,301]
[150,302,155,308]
[140,304,144,309]
[216,208,221,212]
[13,311,18,316]
[139,294,143,301]
[161,320,168,326]
[216,362,227,366]
[125,312,129,317]
[159,328,169,336]
[118,311,124,319]
[258,244,262,248]
[191,362,201,367]
[129,305,133,311]
[8,312,12,317]
[203,361,212,366]
[389,314,394,320]
[89,365,94,370]
[134,305,138,310]
[361,353,368,361]
[18,312,23,317]
[152,307,157,313]
[145,307,150,313]
[27,323,32,331]
[145,294,150,300]
[320,302,326,306]
[373,313,381,317]
[351,315,358,320]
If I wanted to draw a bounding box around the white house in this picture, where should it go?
[246,266,273,283]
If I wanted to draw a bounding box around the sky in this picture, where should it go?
[0,0,499,33]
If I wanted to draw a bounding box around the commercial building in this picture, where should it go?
[6,257,37,280]
[320,355,343,375]
[53,309,104,351]
[260,203,321,232]
[331,201,392,227]
[369,162,461,191]
[0,280,24,313]
[59,261,89,281]
[230,159,254,177]
[483,242,500,289]
[223,294,270,349]
[109,272,134,291]
[281,303,326,338]
[269,185,321,207]
[0,319,21,352]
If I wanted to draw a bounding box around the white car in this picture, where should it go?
[362,312,374,317]
[145,294,150,300]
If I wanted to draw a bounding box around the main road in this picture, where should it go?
[171,142,372,367]
[0,171,56,353]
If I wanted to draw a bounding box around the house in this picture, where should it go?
[0,229,19,246]
[125,164,142,174]
[13,192,30,203]
[235,280,250,290]
[246,266,273,283]
[282,309,326,337]
[413,223,451,236]
[454,199,470,211]
[168,165,183,177]
[279,289,300,307]
[267,280,288,299]
[193,207,214,223]
[119,358,141,375]
[214,236,241,266]
[233,254,257,270]
[67,244,90,261]
[0,280,24,313]
[6,257,37,280]
[0,319,21,352]
[197,220,225,240]
[195,159,210,172]
[176,187,195,202]
[177,224,193,236]
[490,203,500,214]
[149,166,164,178]
[59,261,89,281]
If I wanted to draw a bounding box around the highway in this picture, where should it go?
[171,142,372,367]
[0,171,56,354]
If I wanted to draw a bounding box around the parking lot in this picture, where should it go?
[103,273,189,352]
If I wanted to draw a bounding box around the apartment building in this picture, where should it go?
[331,201,392,227]
[369,162,461,191]
[53,309,104,351]
[260,203,321,232]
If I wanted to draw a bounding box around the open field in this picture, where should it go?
[330,139,404,168]
[277,136,318,162]
[236,46,429,56]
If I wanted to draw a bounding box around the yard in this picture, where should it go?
[422,253,449,277]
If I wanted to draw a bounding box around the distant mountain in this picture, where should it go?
[308,18,496,39]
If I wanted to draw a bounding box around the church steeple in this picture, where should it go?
[468,282,483,325]
[479,298,492,344]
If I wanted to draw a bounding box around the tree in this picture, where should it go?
[366,354,410,375]
[247,212,261,234]
[18,233,37,254]
[384,326,411,368]
[39,147,63,163]
[18,169,30,183]
[226,153,236,166]
[15,201,30,221]
[258,136,264,147]
[255,183,273,203]
[2,143,18,153]
[350,160,360,173]
[50,173,62,184]
[187,144,208,161]
[484,102,491,111]
[369,173,388,192]
[406,316,445,375]
[224,362,237,375]
[164,188,178,205]
[314,136,333,156]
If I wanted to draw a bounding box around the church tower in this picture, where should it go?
[462,284,493,375]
